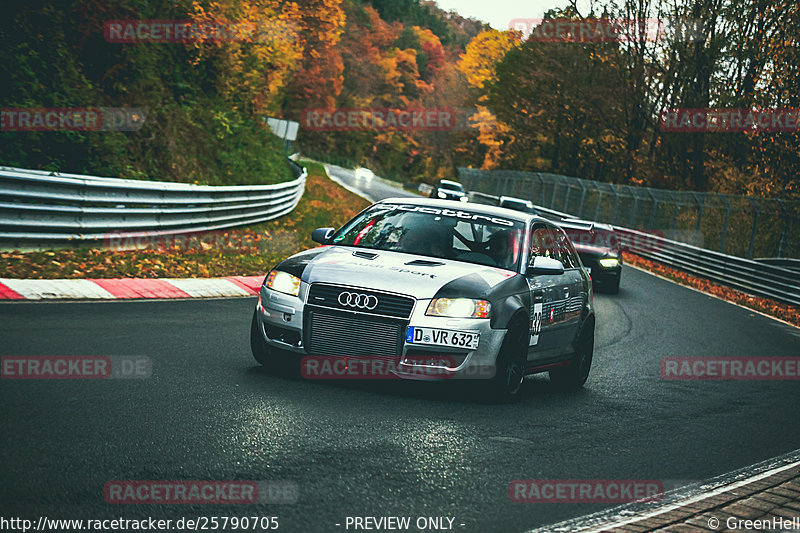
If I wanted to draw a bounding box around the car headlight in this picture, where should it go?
[426,298,490,319]
[599,257,620,268]
[437,191,447,199]
[265,270,301,296]
[459,196,468,202]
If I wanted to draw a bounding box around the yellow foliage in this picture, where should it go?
[458,29,519,92]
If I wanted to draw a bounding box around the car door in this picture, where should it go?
[524,223,564,361]
[550,224,585,349]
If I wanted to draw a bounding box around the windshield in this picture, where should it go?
[331,204,524,271]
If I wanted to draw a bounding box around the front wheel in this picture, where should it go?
[250,309,273,367]
[549,320,594,390]
[485,320,528,402]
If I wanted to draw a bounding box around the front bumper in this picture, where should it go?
[255,283,504,381]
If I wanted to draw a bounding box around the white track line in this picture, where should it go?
[1,278,116,299]
[166,278,251,298]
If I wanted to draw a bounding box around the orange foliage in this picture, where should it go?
[190,0,304,115]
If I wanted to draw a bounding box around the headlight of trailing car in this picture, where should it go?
[426,298,490,319]
[265,270,301,297]
[437,191,447,199]
[459,196,468,202]
[599,257,620,268]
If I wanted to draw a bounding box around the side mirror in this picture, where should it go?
[311,227,335,244]
[526,256,565,276]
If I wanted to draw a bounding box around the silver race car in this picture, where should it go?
[250,198,595,400]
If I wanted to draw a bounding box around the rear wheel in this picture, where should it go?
[549,320,594,390]
[486,319,528,402]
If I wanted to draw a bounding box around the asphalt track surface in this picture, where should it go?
[325,164,419,202]
[2,172,800,533]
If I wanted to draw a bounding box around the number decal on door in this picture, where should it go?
[529,301,543,346]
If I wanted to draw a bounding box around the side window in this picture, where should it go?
[562,232,583,270]
[528,224,555,264]
[552,227,577,269]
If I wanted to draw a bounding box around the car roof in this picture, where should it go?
[377,197,549,225]
[438,179,462,186]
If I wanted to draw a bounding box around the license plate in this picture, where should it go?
[406,327,480,350]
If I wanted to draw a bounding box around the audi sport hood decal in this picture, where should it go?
[276,245,517,299]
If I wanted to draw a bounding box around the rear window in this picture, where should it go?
[438,181,464,192]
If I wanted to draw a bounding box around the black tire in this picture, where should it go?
[486,319,528,402]
[606,275,620,294]
[549,320,594,390]
[250,309,273,367]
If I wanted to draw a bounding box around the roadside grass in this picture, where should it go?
[623,251,800,328]
[0,161,370,279]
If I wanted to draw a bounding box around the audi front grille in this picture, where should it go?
[306,284,415,319]
[305,309,405,357]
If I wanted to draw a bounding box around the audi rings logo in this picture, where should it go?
[338,291,379,310]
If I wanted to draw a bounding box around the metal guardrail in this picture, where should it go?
[459,167,800,260]
[468,190,800,307]
[0,161,306,245]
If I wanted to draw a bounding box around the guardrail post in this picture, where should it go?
[746,198,760,259]
[776,199,789,258]
[669,192,679,236]
[692,192,704,246]
[631,187,640,228]
[549,176,559,209]
[609,184,620,225]
[593,189,603,222]
[577,180,587,218]
[647,189,658,231]
[562,180,572,212]
[719,196,731,254]
[537,174,545,205]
